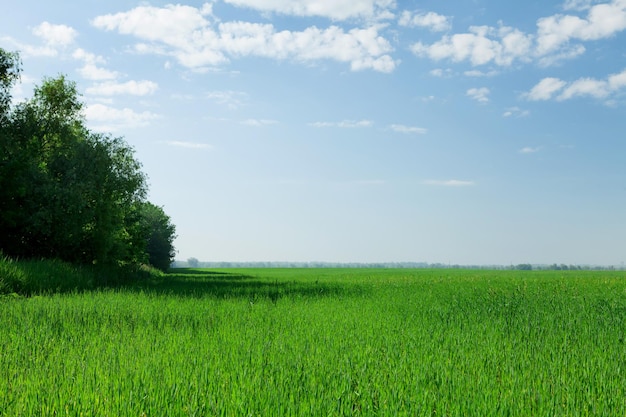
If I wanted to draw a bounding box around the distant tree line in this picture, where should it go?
[173,259,622,271]
[0,48,176,271]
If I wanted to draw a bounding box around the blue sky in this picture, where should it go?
[2,0,625,265]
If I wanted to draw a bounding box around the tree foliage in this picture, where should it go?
[0,49,21,118]
[140,202,177,271]
[0,48,176,270]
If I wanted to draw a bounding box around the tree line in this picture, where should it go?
[0,48,176,271]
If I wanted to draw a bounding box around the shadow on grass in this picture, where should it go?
[124,269,367,301]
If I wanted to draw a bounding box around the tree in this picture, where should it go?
[2,75,93,260]
[0,50,174,268]
[0,74,148,265]
[0,49,177,270]
[139,202,177,271]
[187,257,200,268]
[0,48,24,252]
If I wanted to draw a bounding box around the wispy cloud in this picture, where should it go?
[165,141,213,149]
[524,77,567,100]
[73,48,120,81]
[519,146,542,154]
[206,90,248,109]
[389,124,427,134]
[562,0,598,11]
[430,68,453,77]
[502,107,530,118]
[398,11,452,32]
[240,118,278,126]
[84,103,159,131]
[85,80,158,96]
[422,179,475,187]
[525,68,626,102]
[411,0,626,68]
[223,0,395,21]
[464,69,499,77]
[467,87,490,103]
[309,119,373,128]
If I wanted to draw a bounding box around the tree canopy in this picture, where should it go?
[0,48,176,271]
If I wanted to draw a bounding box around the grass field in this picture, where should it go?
[1,268,626,416]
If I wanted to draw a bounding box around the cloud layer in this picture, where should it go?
[525,68,626,101]
[412,0,626,67]
[223,0,396,20]
[91,3,397,72]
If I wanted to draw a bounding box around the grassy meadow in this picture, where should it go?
[1,267,626,416]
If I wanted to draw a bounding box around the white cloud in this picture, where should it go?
[502,107,530,118]
[526,68,626,102]
[412,0,626,68]
[466,87,490,103]
[422,179,475,187]
[519,146,542,154]
[557,77,610,100]
[84,103,159,131]
[77,63,120,81]
[464,69,499,77]
[524,77,567,100]
[165,141,213,149]
[536,44,586,66]
[412,25,533,67]
[536,1,626,55]
[32,22,77,47]
[563,0,597,11]
[92,4,397,72]
[389,124,427,134]
[309,119,373,128]
[398,11,451,32]
[92,4,227,67]
[222,0,396,21]
[219,22,397,72]
[206,90,249,109]
[429,68,453,77]
[608,69,626,89]
[73,48,120,81]
[85,80,159,96]
[0,35,58,58]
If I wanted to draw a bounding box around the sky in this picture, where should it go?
[2,0,626,266]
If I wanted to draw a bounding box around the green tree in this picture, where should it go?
[187,257,200,268]
[1,76,143,263]
[80,133,147,265]
[139,202,177,271]
[0,59,148,265]
[0,49,176,270]
[3,75,91,260]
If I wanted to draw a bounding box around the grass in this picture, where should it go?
[0,254,161,295]
[1,267,625,415]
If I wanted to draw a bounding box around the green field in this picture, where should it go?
[2,268,626,416]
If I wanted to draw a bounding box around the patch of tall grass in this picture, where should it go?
[0,254,161,295]
[1,268,625,415]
